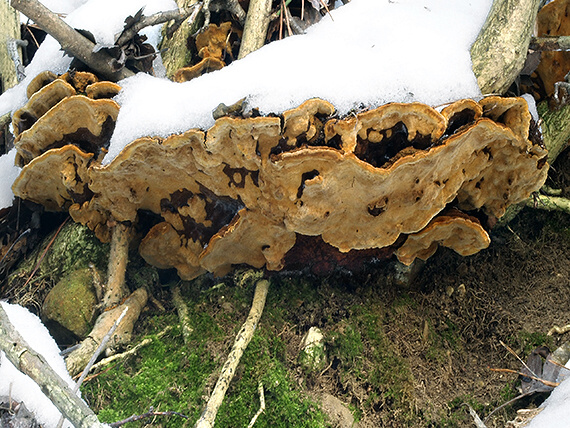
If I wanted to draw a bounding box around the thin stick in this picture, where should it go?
[0,304,106,428]
[499,340,538,379]
[194,279,270,428]
[56,307,129,428]
[488,368,559,388]
[86,327,172,374]
[172,286,193,345]
[22,217,68,289]
[247,382,265,428]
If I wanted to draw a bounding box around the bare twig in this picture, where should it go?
[56,307,129,428]
[10,0,134,81]
[488,368,559,388]
[172,286,193,345]
[109,407,188,427]
[548,324,570,336]
[247,382,265,428]
[0,304,106,428]
[86,326,172,374]
[22,217,69,290]
[194,279,270,428]
[102,222,131,309]
[115,7,198,47]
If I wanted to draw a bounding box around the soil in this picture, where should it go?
[266,204,570,427]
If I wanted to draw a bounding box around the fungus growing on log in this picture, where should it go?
[536,0,570,96]
[10,74,548,278]
[173,22,234,83]
[395,211,491,266]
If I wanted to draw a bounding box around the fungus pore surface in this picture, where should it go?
[10,80,549,278]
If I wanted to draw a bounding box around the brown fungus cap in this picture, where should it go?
[85,81,121,99]
[173,57,225,83]
[12,79,76,137]
[12,145,93,211]
[281,98,336,147]
[60,71,99,93]
[26,71,58,99]
[395,211,490,266]
[11,94,549,276]
[14,95,119,166]
[324,102,446,156]
[536,0,570,96]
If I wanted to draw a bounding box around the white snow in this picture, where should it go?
[0,0,494,205]
[525,362,570,428]
[0,148,21,209]
[0,302,76,428]
[107,0,493,162]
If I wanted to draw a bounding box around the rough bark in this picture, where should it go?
[0,305,106,428]
[530,35,570,51]
[102,222,131,309]
[1,0,21,91]
[471,0,541,94]
[194,279,269,428]
[160,0,202,79]
[238,0,272,59]
[10,0,135,81]
[538,100,570,164]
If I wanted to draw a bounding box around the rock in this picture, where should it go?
[299,326,326,372]
[314,393,355,428]
[42,267,99,342]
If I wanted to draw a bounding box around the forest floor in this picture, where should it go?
[75,151,570,428]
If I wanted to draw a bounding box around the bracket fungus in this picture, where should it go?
[10,73,548,279]
[394,210,491,266]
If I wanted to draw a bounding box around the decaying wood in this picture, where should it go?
[238,0,272,59]
[0,0,21,91]
[115,8,195,47]
[530,35,570,51]
[172,286,193,345]
[87,326,172,374]
[160,0,203,78]
[10,0,135,81]
[523,194,570,214]
[470,0,541,94]
[194,279,270,428]
[66,287,148,376]
[0,305,106,428]
[102,222,131,309]
[538,100,570,164]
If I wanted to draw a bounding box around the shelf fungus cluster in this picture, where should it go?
[12,74,548,279]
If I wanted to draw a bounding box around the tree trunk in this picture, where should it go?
[471,0,541,94]
[160,0,202,79]
[0,0,21,92]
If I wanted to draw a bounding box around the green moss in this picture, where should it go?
[82,281,329,427]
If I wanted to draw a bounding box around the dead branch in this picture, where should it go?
[470,0,541,94]
[172,286,193,345]
[10,0,134,81]
[488,368,559,388]
[523,194,570,214]
[238,0,272,59]
[86,326,172,374]
[115,7,197,47]
[102,222,131,309]
[247,382,265,428]
[194,279,270,428]
[530,35,570,51]
[109,407,188,427]
[0,305,106,428]
[65,288,148,376]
